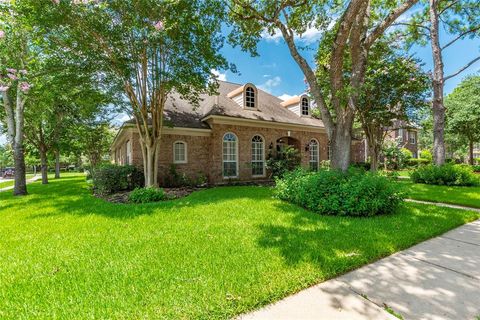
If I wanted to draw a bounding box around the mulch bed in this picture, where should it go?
[99,187,205,204]
[97,180,275,204]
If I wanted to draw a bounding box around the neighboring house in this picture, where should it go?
[385,120,419,158]
[111,80,364,185]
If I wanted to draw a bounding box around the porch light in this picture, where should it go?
[305,144,310,152]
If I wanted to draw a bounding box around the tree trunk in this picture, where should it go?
[13,143,27,196]
[469,140,474,165]
[55,149,60,179]
[430,0,446,166]
[39,146,48,185]
[143,142,159,187]
[330,118,353,171]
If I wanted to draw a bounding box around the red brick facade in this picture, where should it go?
[111,119,330,185]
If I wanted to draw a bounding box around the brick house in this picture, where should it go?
[386,121,419,158]
[111,80,366,185]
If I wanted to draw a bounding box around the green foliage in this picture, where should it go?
[445,75,480,161]
[419,150,433,161]
[471,165,480,173]
[411,164,479,186]
[406,158,430,168]
[129,187,166,204]
[92,164,144,195]
[164,164,207,188]
[275,169,404,217]
[382,141,409,170]
[266,146,301,178]
[400,148,413,161]
[0,174,479,319]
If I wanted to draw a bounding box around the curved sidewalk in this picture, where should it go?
[239,217,480,320]
[0,175,40,193]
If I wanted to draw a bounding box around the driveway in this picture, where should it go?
[239,219,480,320]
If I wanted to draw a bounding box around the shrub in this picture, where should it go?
[419,150,433,161]
[406,158,430,167]
[275,168,403,217]
[382,142,410,170]
[129,187,166,203]
[93,164,144,195]
[410,164,479,186]
[472,165,480,173]
[266,146,301,178]
[164,164,208,187]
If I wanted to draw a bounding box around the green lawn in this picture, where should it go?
[402,180,480,208]
[0,174,36,189]
[0,174,478,319]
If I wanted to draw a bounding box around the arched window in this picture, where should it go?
[245,86,256,108]
[173,141,187,164]
[251,135,265,176]
[301,97,309,116]
[223,133,238,178]
[309,139,319,171]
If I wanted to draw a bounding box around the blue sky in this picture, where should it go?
[216,28,480,100]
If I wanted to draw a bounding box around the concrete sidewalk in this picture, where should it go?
[239,220,480,320]
[0,175,40,192]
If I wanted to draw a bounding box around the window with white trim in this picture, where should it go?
[408,131,416,144]
[301,97,309,116]
[309,139,319,171]
[126,140,132,165]
[223,133,238,177]
[398,128,404,143]
[251,135,265,176]
[245,86,256,108]
[173,141,187,164]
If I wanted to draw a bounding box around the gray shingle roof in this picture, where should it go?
[125,80,325,129]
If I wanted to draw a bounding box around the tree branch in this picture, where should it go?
[365,0,419,49]
[444,56,480,81]
[441,26,480,50]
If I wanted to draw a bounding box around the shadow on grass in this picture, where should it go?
[256,201,475,268]
[0,175,275,220]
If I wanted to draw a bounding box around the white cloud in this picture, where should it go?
[261,20,335,44]
[278,93,297,101]
[211,69,227,81]
[258,76,281,93]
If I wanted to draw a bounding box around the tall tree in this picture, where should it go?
[228,0,418,171]
[401,0,480,165]
[0,2,33,195]
[27,0,231,187]
[445,75,480,165]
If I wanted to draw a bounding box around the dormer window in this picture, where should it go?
[245,86,256,109]
[301,97,309,116]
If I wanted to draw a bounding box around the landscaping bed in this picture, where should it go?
[102,186,204,204]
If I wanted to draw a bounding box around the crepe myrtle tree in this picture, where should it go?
[30,0,231,186]
[0,4,32,196]
[228,0,418,171]
[356,41,430,171]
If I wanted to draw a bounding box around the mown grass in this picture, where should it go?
[402,180,480,208]
[0,174,36,189]
[0,174,478,319]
